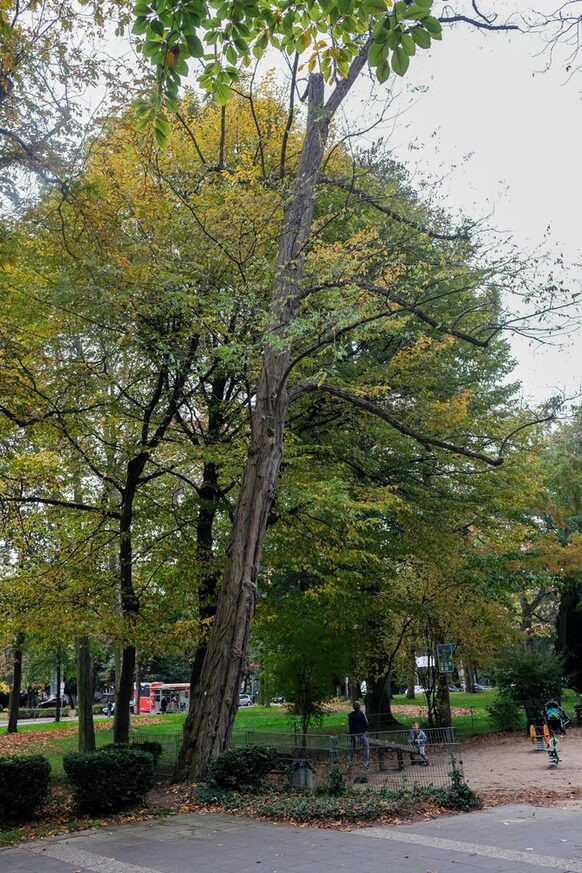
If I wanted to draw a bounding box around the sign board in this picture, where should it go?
[436,643,454,674]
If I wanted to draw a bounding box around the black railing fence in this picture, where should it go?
[229,726,462,790]
[125,724,462,788]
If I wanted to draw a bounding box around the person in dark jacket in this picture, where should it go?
[348,700,370,767]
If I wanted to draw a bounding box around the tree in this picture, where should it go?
[162,61,562,774]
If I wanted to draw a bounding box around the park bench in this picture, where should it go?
[367,738,425,771]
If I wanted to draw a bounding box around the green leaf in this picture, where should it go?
[411,26,431,49]
[415,0,432,8]
[148,18,164,36]
[368,39,389,67]
[132,16,149,34]
[391,45,409,76]
[185,33,204,56]
[405,4,429,19]
[422,15,442,36]
[214,82,233,104]
[376,59,390,83]
[154,114,170,147]
[401,33,416,55]
[386,30,400,49]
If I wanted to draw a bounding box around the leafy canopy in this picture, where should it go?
[132,0,441,139]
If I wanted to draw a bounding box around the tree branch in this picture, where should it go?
[1,495,120,517]
[319,177,470,242]
[288,381,503,466]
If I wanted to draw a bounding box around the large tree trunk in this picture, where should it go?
[7,638,24,734]
[76,635,96,752]
[173,68,370,781]
[365,671,400,731]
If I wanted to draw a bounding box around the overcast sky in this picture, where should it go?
[345,2,582,405]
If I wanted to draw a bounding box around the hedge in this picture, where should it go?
[0,755,51,818]
[13,707,70,719]
[207,747,279,791]
[63,748,154,812]
[101,741,163,765]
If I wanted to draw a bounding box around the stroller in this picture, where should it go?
[544,700,570,737]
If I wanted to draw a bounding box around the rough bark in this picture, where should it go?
[76,635,96,752]
[7,639,23,734]
[55,652,62,723]
[173,66,369,781]
[365,671,400,731]
[434,670,452,728]
[464,662,476,694]
[113,460,142,744]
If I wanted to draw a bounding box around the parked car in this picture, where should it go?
[473,683,489,692]
[238,693,252,707]
[38,696,59,708]
[414,685,427,695]
[448,685,462,692]
[102,699,134,715]
[271,695,285,704]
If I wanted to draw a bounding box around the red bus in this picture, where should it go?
[149,682,190,713]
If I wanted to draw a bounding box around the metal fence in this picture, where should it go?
[124,725,462,788]
[229,727,462,791]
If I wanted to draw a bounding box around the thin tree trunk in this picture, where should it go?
[464,662,476,694]
[174,65,372,781]
[76,635,96,752]
[7,637,24,734]
[434,670,452,728]
[114,471,140,744]
[135,654,141,715]
[55,652,62,723]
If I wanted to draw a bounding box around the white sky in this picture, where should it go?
[344,2,582,405]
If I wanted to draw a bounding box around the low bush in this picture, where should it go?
[63,748,154,812]
[438,771,482,811]
[101,741,163,765]
[487,694,523,732]
[15,707,70,719]
[0,755,51,818]
[207,747,279,791]
[195,784,448,824]
[315,764,346,797]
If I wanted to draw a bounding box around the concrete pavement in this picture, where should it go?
[3,804,582,873]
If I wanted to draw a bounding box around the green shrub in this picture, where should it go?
[132,741,163,764]
[101,741,163,765]
[63,748,154,812]
[207,747,279,791]
[194,785,444,824]
[494,643,563,723]
[316,764,346,796]
[15,707,70,719]
[438,771,481,811]
[0,755,51,818]
[487,694,523,732]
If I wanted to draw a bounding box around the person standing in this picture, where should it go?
[348,700,370,768]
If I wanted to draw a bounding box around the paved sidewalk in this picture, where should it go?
[3,804,582,873]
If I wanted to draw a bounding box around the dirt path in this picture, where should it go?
[461,726,582,806]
